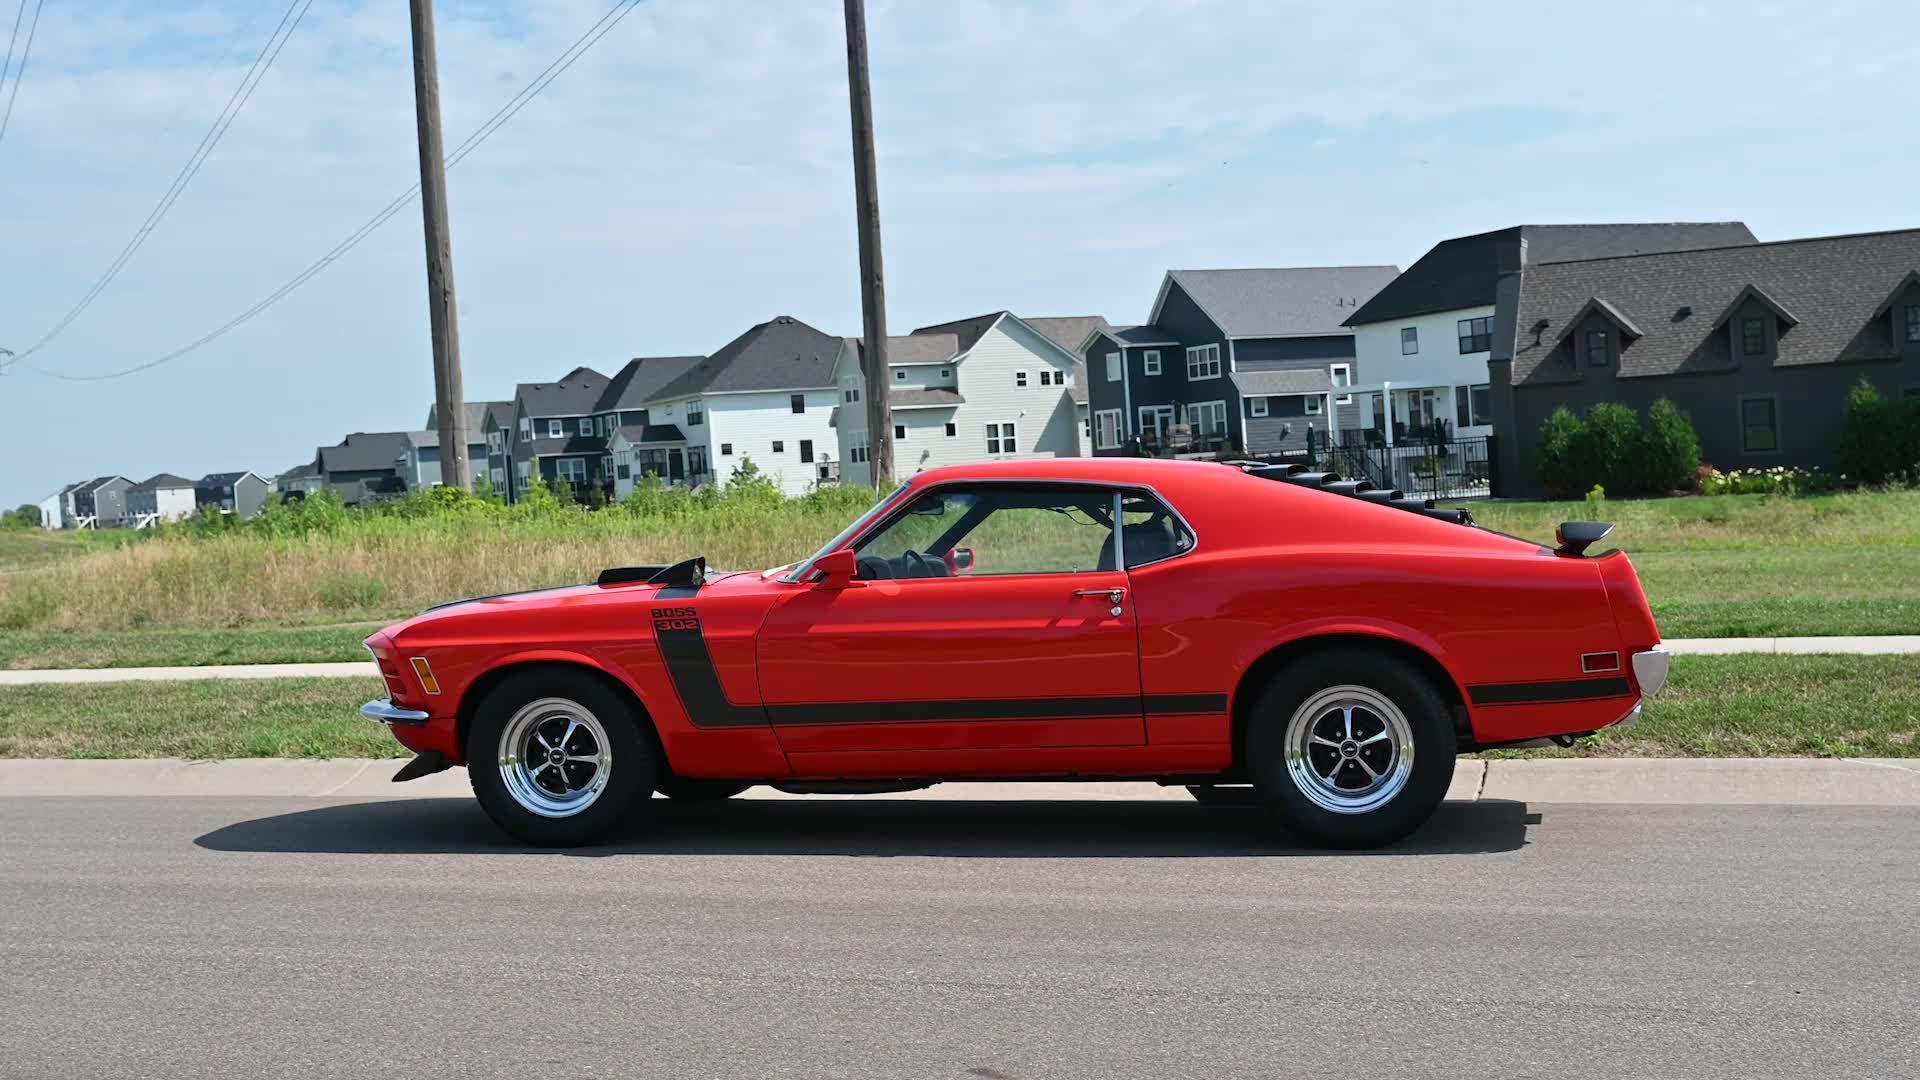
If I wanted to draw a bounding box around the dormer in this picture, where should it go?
[1870,270,1920,360]
[1557,296,1643,373]
[1712,284,1799,365]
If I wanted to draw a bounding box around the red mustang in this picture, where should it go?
[362,458,1667,847]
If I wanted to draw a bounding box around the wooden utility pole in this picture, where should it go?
[842,0,892,489]
[407,0,469,490]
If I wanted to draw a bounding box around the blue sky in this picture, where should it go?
[2,0,1916,506]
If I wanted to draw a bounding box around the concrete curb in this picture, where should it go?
[1663,635,1920,656]
[0,757,1915,805]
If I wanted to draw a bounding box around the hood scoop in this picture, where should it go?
[597,556,706,589]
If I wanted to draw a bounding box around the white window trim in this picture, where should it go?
[1015,370,1028,388]
[579,418,593,436]
[1143,350,1161,376]
[1249,397,1269,418]
[986,421,1018,455]
[547,420,563,438]
[1105,352,1122,382]
[1331,362,1353,405]
[1305,396,1323,416]
[1186,399,1228,436]
[518,417,531,436]
[1094,409,1123,450]
[1185,344,1222,381]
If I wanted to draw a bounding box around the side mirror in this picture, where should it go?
[813,548,861,589]
[945,547,976,574]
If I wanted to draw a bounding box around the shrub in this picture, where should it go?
[1534,408,1586,497]
[1534,399,1704,496]
[1580,403,1643,492]
[1836,380,1901,485]
[1638,399,1703,493]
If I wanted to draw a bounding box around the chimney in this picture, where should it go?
[1494,233,1529,275]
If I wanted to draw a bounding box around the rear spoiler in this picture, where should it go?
[597,556,707,588]
[1225,461,1475,526]
[1554,521,1614,556]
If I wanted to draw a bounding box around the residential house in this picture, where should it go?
[1489,227,1920,496]
[478,402,516,495]
[411,401,499,490]
[35,488,68,529]
[197,471,273,518]
[833,311,1107,486]
[272,462,323,502]
[1081,267,1400,458]
[71,476,133,528]
[503,366,611,501]
[1341,223,1757,448]
[636,316,844,497]
[315,433,412,505]
[589,354,704,496]
[125,473,198,527]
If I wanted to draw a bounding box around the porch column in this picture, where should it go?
[1382,382,1395,448]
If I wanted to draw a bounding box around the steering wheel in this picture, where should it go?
[899,549,942,579]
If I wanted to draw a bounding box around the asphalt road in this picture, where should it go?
[2,795,1916,1079]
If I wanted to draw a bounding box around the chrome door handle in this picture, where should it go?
[1072,588,1125,603]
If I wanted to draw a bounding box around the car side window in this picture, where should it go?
[852,485,1119,579]
[1119,492,1195,568]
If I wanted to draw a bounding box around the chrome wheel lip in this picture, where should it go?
[497,697,612,819]
[1282,684,1415,815]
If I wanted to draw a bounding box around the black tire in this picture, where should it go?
[1244,648,1455,848]
[467,670,658,847]
[1185,784,1259,807]
[654,777,753,801]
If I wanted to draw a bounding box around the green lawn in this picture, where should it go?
[3,656,1913,760]
[0,623,384,670]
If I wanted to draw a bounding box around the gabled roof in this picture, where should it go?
[1020,315,1112,359]
[424,401,508,432]
[889,388,965,409]
[651,316,842,398]
[1506,228,1920,384]
[613,423,687,445]
[1870,269,1920,317]
[909,312,1004,354]
[1559,295,1646,343]
[80,475,129,492]
[1347,222,1757,327]
[895,312,1112,366]
[274,463,318,482]
[1711,284,1800,330]
[850,334,959,365]
[1155,266,1400,338]
[482,401,515,432]
[596,355,707,411]
[134,473,196,491]
[199,471,263,487]
[1082,325,1181,351]
[514,367,611,418]
[317,432,413,475]
[1231,368,1333,397]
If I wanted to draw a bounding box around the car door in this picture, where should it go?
[755,482,1144,761]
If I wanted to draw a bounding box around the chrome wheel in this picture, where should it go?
[1283,685,1414,815]
[497,697,613,818]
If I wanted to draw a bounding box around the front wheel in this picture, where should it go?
[1245,650,1456,848]
[468,671,657,846]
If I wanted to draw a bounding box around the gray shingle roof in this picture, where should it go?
[200,471,262,487]
[1022,315,1112,357]
[1505,228,1920,384]
[908,312,1003,354]
[850,334,959,366]
[1231,368,1334,396]
[483,401,515,432]
[652,316,841,399]
[614,423,687,445]
[274,463,318,482]
[134,473,196,491]
[889,388,965,409]
[1165,266,1400,338]
[1347,223,1757,327]
[597,356,707,411]
[514,368,611,418]
[424,401,507,432]
[317,432,412,475]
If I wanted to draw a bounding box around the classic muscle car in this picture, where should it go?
[361,457,1668,847]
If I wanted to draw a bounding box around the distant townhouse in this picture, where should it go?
[271,462,323,502]
[194,471,272,518]
[411,401,500,490]
[1342,223,1757,449]
[315,433,412,505]
[35,486,71,529]
[833,311,1108,486]
[1081,267,1400,458]
[1490,227,1920,496]
[502,367,611,501]
[71,476,133,529]
[594,355,704,499]
[124,474,198,527]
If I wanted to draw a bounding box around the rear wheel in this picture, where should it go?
[467,671,657,846]
[1245,649,1455,848]
[654,777,753,801]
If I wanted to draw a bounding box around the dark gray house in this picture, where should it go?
[72,476,133,528]
[315,433,412,505]
[196,471,272,518]
[1081,266,1399,457]
[501,366,611,502]
[1490,228,1920,495]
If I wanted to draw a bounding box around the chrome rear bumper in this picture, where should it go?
[1632,647,1672,696]
[362,699,430,727]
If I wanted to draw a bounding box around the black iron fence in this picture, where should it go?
[1326,434,1495,502]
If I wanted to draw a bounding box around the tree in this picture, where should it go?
[0,504,42,529]
[1637,399,1702,493]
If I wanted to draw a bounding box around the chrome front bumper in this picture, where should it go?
[361,699,431,727]
[1631,647,1672,697]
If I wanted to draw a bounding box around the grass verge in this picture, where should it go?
[3,656,1914,760]
[0,623,387,670]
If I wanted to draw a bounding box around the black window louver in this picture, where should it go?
[1223,461,1475,526]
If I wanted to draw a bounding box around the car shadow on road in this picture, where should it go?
[193,797,1538,857]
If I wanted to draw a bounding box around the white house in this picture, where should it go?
[124,473,199,527]
[834,312,1107,487]
[35,489,65,529]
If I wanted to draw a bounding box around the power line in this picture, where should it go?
[13,0,314,363]
[32,0,647,383]
[0,0,45,159]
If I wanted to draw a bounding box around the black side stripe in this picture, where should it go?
[1467,677,1633,706]
[1143,693,1230,715]
[653,623,772,729]
[766,693,1228,727]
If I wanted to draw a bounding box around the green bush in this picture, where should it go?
[1533,399,1703,496]
[1836,380,1901,485]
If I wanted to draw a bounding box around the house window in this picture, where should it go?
[1401,327,1419,355]
[1742,317,1766,356]
[517,462,530,482]
[1144,350,1162,375]
[1249,397,1269,418]
[687,409,704,426]
[1457,317,1492,354]
[895,369,907,381]
[547,419,563,438]
[894,424,906,440]
[772,440,784,453]
[1453,384,1492,428]
[1331,362,1353,404]
[1093,410,1122,450]
[720,443,733,456]
[1304,396,1323,415]
[1105,352,1122,382]
[556,458,587,484]
[1587,330,1610,367]
[850,444,869,464]
[945,422,956,437]
[791,394,806,414]
[799,440,814,464]
[579,418,593,436]
[490,467,505,486]
[1037,370,1055,387]
[1905,305,1920,344]
[986,422,1018,454]
[604,457,616,479]
[616,464,630,480]
[519,417,531,437]
[1186,344,1223,380]
[1015,371,1028,387]
[1740,396,1779,452]
[1186,399,1228,436]
[487,431,502,451]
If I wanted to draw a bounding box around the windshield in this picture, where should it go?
[781,485,914,583]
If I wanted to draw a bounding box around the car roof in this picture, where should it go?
[909,457,1229,487]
